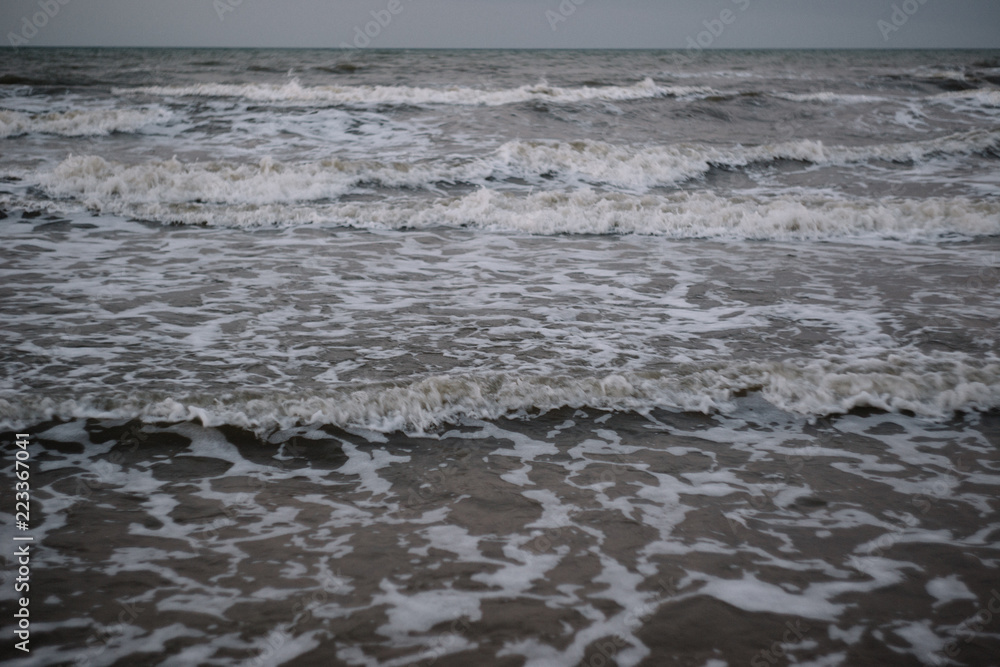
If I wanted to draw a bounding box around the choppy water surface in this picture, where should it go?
[1,48,999,666]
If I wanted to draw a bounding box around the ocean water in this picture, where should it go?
[1,48,999,666]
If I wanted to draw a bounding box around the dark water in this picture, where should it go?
[0,48,999,666]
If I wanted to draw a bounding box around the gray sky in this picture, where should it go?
[3,0,999,49]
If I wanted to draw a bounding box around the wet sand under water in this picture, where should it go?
[2,407,999,667]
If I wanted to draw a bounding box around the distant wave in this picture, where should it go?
[0,107,170,138]
[113,77,713,107]
[933,88,1000,108]
[2,351,997,433]
[0,74,98,87]
[487,130,1000,189]
[773,92,888,104]
[110,76,1000,112]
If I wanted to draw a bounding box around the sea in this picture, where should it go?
[1,48,999,667]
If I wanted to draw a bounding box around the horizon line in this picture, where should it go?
[2,45,1000,51]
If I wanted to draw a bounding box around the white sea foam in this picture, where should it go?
[37,128,1000,209]
[37,153,456,208]
[2,350,997,433]
[795,127,1000,163]
[774,92,888,104]
[490,131,1000,188]
[0,107,170,138]
[445,190,1000,239]
[32,130,1000,238]
[933,88,1000,108]
[113,77,712,107]
[926,575,977,608]
[42,180,1000,240]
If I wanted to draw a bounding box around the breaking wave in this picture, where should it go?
[2,351,997,434]
[37,128,1000,204]
[37,153,438,207]
[774,92,889,104]
[113,77,712,107]
[933,88,1000,108]
[488,130,1000,189]
[33,146,1000,239]
[110,76,1000,113]
[0,107,170,138]
[63,189,997,240]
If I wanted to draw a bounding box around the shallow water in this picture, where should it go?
[3,407,1000,666]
